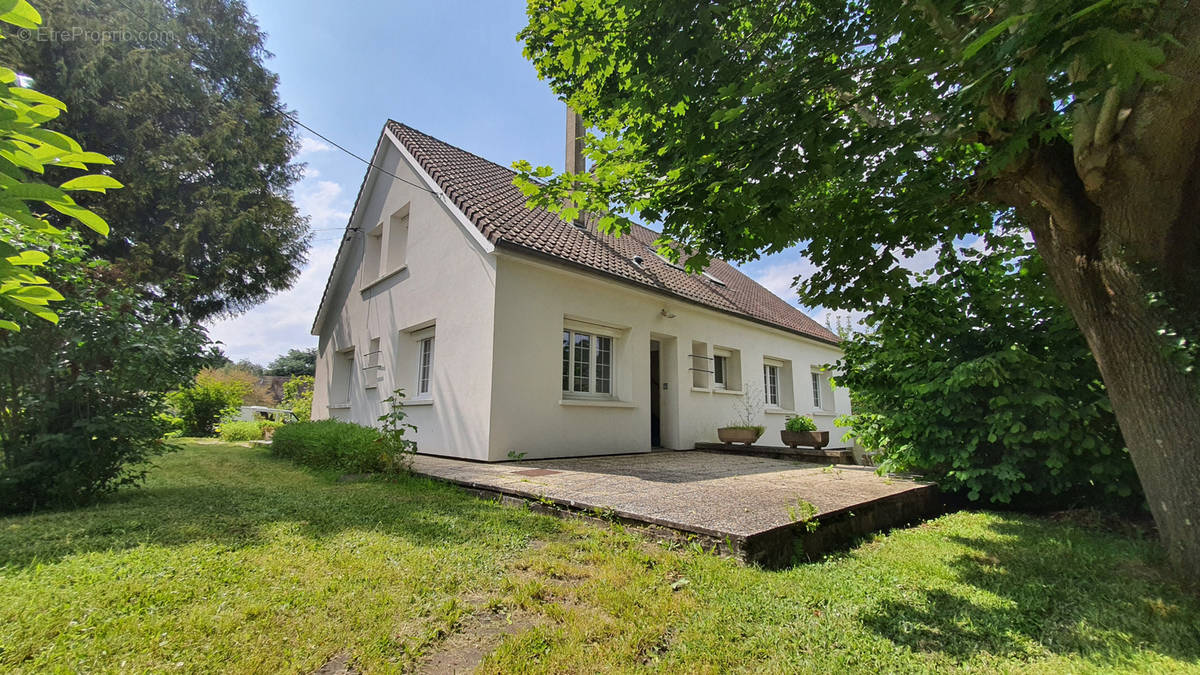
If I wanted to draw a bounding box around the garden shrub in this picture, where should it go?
[218,421,263,442]
[257,420,282,437]
[270,420,383,473]
[0,232,207,513]
[282,375,314,422]
[838,234,1141,510]
[169,370,251,436]
[156,412,187,439]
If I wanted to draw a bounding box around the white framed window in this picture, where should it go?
[763,363,780,407]
[713,354,728,389]
[361,223,383,283]
[417,336,434,398]
[811,372,822,409]
[385,211,409,270]
[331,347,354,404]
[562,329,614,397]
[363,337,382,389]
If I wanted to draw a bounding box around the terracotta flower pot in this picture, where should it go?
[717,427,760,446]
[780,430,829,449]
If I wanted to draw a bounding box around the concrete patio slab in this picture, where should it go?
[411,450,940,567]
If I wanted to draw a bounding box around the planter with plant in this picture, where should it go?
[781,415,829,449]
[717,382,765,446]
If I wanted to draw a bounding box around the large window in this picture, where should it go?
[417,336,434,398]
[763,363,780,407]
[562,329,613,396]
[331,348,354,405]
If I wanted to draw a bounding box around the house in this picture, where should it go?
[310,115,850,461]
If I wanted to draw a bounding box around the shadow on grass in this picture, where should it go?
[859,515,1200,663]
[0,448,558,570]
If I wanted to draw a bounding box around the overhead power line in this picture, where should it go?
[107,0,437,199]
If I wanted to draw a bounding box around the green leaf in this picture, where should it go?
[0,318,18,331]
[5,249,47,266]
[962,14,1029,60]
[9,87,66,111]
[46,201,110,236]
[0,0,41,29]
[7,284,63,303]
[60,174,124,192]
[2,182,65,201]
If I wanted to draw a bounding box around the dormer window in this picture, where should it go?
[361,205,410,289]
[647,246,684,270]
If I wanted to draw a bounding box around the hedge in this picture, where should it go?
[269,420,383,473]
[218,421,263,442]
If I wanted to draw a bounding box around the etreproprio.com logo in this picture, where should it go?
[14,27,174,45]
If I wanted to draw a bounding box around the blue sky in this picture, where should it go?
[207,0,852,364]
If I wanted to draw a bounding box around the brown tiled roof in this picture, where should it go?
[387,120,838,345]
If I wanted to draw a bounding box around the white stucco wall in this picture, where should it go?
[488,252,851,461]
[312,139,498,460]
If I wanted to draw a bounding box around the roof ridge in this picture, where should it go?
[382,120,839,345]
[387,119,529,180]
[388,122,688,249]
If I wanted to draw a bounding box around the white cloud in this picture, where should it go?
[298,136,333,155]
[746,257,818,308]
[205,176,351,365]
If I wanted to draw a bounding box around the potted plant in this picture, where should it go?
[717,424,765,446]
[717,382,765,446]
[781,415,829,449]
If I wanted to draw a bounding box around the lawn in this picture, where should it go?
[1,441,1197,673]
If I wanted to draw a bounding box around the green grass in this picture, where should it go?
[2,441,1197,673]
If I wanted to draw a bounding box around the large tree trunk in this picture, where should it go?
[986,1,1200,580]
[1033,235,1200,578]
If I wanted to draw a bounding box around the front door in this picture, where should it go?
[649,340,661,447]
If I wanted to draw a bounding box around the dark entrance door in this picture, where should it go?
[650,340,661,447]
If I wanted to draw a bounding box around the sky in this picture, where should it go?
[207,0,867,364]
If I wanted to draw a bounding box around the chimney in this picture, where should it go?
[566,106,585,174]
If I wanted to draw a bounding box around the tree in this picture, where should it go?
[839,233,1140,509]
[0,0,119,331]
[169,369,251,436]
[235,359,265,376]
[0,230,207,512]
[0,0,310,321]
[282,374,313,422]
[516,1,1200,575]
[266,347,316,376]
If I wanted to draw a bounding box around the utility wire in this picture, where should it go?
[107,0,438,200]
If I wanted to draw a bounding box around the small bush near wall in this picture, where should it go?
[218,421,263,442]
[270,421,384,473]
